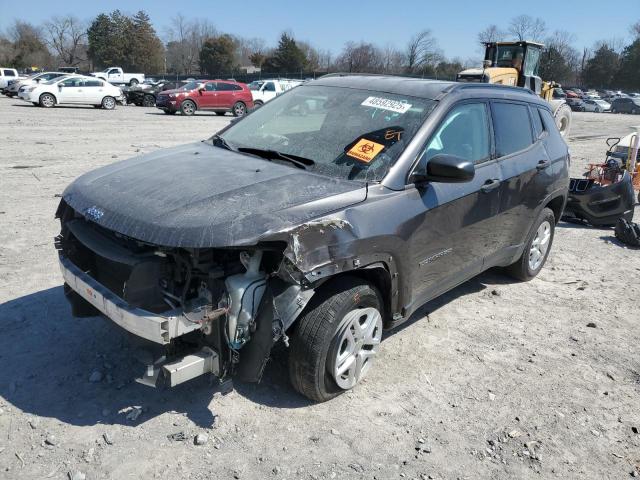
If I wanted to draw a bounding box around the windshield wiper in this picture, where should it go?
[236,147,315,170]
[211,134,237,152]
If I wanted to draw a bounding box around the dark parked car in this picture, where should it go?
[55,75,569,401]
[156,79,253,116]
[610,97,640,114]
[566,97,586,112]
[124,80,188,107]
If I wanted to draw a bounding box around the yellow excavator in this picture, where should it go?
[457,41,572,137]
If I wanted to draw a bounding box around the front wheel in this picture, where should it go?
[553,104,572,137]
[101,96,116,110]
[180,100,196,116]
[232,101,247,117]
[289,277,383,402]
[39,93,56,108]
[506,208,556,281]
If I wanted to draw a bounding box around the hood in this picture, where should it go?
[62,143,367,248]
[157,88,191,95]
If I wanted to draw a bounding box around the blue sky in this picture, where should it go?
[0,0,638,60]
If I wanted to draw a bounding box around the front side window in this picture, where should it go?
[492,102,533,157]
[61,78,82,87]
[218,85,435,182]
[264,82,276,92]
[423,103,491,165]
[108,69,119,75]
[3,69,16,76]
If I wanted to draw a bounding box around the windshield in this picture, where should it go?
[179,81,200,91]
[217,85,435,182]
[44,76,67,85]
[493,45,525,68]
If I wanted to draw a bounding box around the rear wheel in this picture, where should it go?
[232,101,247,117]
[101,96,116,110]
[180,100,196,116]
[142,94,156,107]
[39,93,56,108]
[289,277,383,402]
[129,78,139,86]
[506,208,556,281]
[632,108,639,115]
[253,100,264,108]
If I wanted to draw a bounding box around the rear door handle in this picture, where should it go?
[481,179,501,193]
[536,160,550,170]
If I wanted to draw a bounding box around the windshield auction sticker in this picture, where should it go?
[361,96,412,114]
[346,139,385,163]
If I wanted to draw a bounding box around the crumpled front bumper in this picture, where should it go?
[563,171,636,226]
[58,254,201,344]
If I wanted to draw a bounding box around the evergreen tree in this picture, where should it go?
[582,45,619,88]
[129,11,164,72]
[614,39,640,90]
[199,34,237,75]
[263,33,307,73]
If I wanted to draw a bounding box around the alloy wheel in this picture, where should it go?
[529,220,551,271]
[328,307,382,390]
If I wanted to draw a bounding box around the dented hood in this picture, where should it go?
[62,142,367,247]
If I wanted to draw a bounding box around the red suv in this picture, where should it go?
[156,80,254,116]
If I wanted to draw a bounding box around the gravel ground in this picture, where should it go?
[0,98,639,480]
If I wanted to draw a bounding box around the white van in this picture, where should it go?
[248,79,302,106]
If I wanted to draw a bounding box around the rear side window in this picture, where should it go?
[231,84,242,91]
[538,108,560,138]
[205,83,216,91]
[492,102,533,157]
[529,105,544,138]
[423,102,491,165]
[84,80,103,87]
[217,82,240,91]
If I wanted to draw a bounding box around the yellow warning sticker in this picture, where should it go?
[346,139,385,163]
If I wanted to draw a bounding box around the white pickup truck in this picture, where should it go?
[0,68,22,91]
[248,78,302,106]
[91,67,145,86]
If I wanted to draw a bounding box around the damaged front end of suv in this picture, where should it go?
[54,138,372,390]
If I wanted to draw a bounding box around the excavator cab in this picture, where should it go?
[456,40,572,137]
[457,41,544,94]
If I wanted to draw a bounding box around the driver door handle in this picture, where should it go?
[536,160,550,170]
[481,178,501,193]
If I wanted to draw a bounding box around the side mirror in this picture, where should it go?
[410,154,475,184]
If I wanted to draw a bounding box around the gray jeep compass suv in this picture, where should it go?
[56,75,569,401]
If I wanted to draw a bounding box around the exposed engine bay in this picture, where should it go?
[55,199,312,388]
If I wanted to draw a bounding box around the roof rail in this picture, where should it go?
[452,82,538,96]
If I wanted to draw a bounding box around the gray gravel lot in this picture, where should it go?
[0,98,639,480]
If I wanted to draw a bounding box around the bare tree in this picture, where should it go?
[380,43,404,74]
[43,16,87,67]
[477,25,504,45]
[404,30,441,74]
[335,41,383,73]
[165,14,216,74]
[508,15,546,42]
[631,21,640,38]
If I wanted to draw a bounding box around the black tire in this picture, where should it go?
[180,100,196,116]
[611,107,617,114]
[506,208,556,281]
[232,101,247,117]
[93,105,102,109]
[288,276,383,402]
[32,102,38,106]
[129,78,139,86]
[253,100,264,107]
[215,111,226,116]
[164,110,176,115]
[142,94,156,107]
[39,93,56,108]
[632,108,638,115]
[101,96,116,110]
